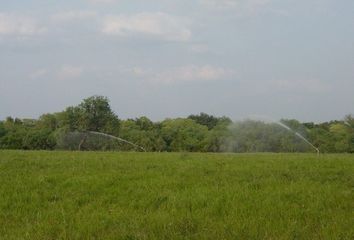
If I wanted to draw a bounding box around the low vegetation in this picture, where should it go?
[0,151,353,239]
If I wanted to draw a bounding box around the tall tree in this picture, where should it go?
[76,96,120,134]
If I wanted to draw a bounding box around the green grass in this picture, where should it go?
[0,151,353,239]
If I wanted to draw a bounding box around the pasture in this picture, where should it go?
[0,151,353,239]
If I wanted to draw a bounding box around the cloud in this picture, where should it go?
[52,11,97,22]
[270,78,332,94]
[57,65,83,79]
[199,0,273,15]
[88,0,118,3]
[29,66,84,81]
[0,13,45,36]
[101,12,191,42]
[132,65,235,84]
[200,0,239,8]
[189,44,210,53]
[29,69,48,79]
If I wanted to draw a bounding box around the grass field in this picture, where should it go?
[0,151,353,239]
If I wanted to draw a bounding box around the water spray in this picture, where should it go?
[276,122,320,156]
[344,121,352,128]
[245,115,320,155]
[79,131,146,152]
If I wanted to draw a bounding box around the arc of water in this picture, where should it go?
[87,131,146,152]
[244,115,320,155]
[344,121,352,127]
[276,122,320,155]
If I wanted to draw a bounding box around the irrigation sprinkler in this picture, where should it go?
[277,122,320,156]
[295,133,320,156]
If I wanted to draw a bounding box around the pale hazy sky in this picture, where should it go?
[0,0,353,122]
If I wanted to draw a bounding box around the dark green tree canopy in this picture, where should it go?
[78,96,119,133]
[188,113,231,130]
[0,95,353,153]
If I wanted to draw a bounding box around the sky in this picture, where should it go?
[0,0,353,122]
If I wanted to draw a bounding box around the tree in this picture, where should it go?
[135,116,154,131]
[204,119,232,152]
[329,123,351,152]
[344,114,354,128]
[23,129,56,150]
[119,118,166,152]
[280,119,307,135]
[161,118,208,152]
[56,96,120,135]
[59,106,84,131]
[0,121,6,139]
[37,113,59,131]
[188,113,230,130]
[78,96,120,134]
[0,118,27,149]
[345,115,354,152]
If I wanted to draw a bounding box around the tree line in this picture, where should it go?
[0,96,353,153]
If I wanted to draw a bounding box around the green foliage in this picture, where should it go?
[203,120,232,152]
[118,118,165,152]
[188,112,231,130]
[344,114,354,128]
[0,151,353,239]
[161,118,209,152]
[37,113,58,131]
[135,116,154,131]
[308,128,334,153]
[0,128,26,149]
[0,122,6,138]
[0,118,26,149]
[280,119,307,135]
[329,123,352,152]
[78,95,120,134]
[0,95,353,153]
[23,129,56,150]
[59,106,84,131]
